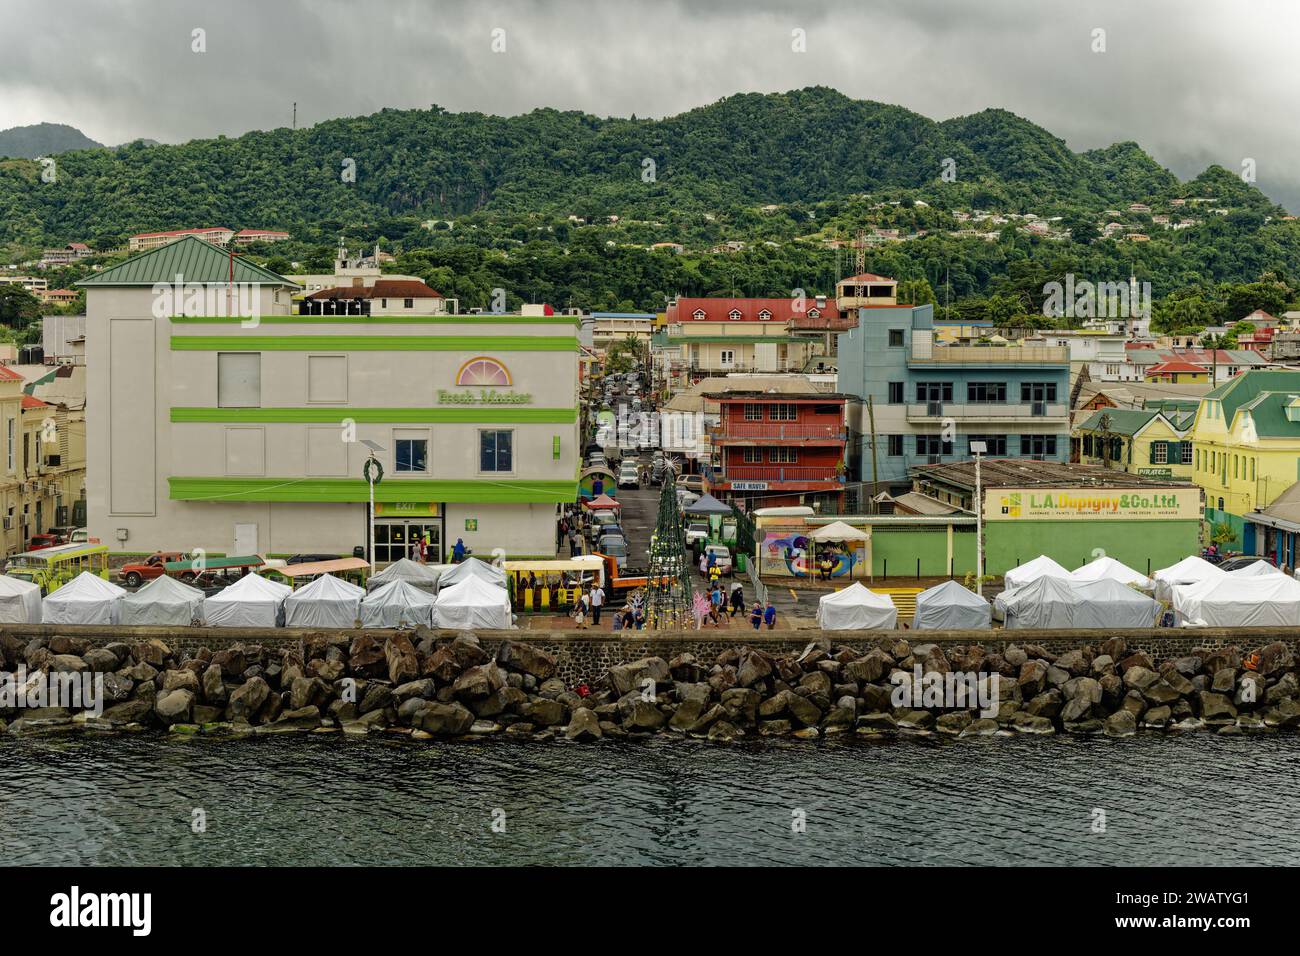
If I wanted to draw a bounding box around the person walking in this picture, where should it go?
[763,600,777,630]
[452,538,466,563]
[590,582,605,626]
[749,601,763,630]
[730,581,745,617]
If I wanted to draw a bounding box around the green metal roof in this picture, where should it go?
[1204,369,1300,431]
[1236,391,1300,438]
[77,236,297,288]
[1077,408,1158,436]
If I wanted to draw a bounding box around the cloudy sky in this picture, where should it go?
[3,0,1297,208]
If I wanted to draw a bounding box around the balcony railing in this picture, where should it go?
[715,422,847,440]
[909,345,1069,364]
[905,402,1069,422]
[722,465,843,483]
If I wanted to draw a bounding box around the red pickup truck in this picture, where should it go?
[118,552,185,588]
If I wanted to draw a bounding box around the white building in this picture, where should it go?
[79,236,578,561]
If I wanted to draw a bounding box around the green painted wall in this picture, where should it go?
[987,519,1199,577]
[870,527,979,578]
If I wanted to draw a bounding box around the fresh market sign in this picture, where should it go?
[985,487,1201,521]
[437,388,533,405]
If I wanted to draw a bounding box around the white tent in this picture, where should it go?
[0,575,42,624]
[203,573,291,628]
[367,558,441,594]
[808,521,869,542]
[1174,572,1300,626]
[1000,575,1079,629]
[43,572,126,625]
[1069,555,1153,589]
[361,580,437,628]
[1002,555,1071,589]
[912,580,991,630]
[1229,560,1284,578]
[285,574,365,628]
[439,557,507,589]
[431,574,513,629]
[1070,578,1161,628]
[1153,555,1226,603]
[120,574,204,626]
[816,582,897,630]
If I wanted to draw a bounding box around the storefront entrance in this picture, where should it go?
[372,503,444,565]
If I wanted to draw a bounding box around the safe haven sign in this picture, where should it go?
[984,487,1202,521]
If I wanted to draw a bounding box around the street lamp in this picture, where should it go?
[970,441,987,596]
[360,439,386,575]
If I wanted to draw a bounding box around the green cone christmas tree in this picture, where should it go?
[644,467,695,631]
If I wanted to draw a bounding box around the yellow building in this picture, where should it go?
[1075,407,1194,480]
[1143,359,1209,384]
[0,366,88,554]
[1189,369,1300,550]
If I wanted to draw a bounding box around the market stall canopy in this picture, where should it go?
[0,574,42,624]
[1174,572,1300,626]
[683,493,732,516]
[582,493,621,511]
[1070,578,1161,628]
[912,580,991,630]
[367,558,441,594]
[43,572,126,626]
[816,582,897,630]
[808,520,869,542]
[1152,556,1226,603]
[360,580,436,628]
[439,557,506,589]
[1069,555,1153,589]
[1002,555,1071,589]
[1000,576,1079,629]
[285,573,365,628]
[274,557,370,581]
[432,575,513,630]
[204,573,291,628]
[120,574,204,626]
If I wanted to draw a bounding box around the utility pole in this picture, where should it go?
[867,395,879,514]
[292,102,297,129]
[971,441,987,595]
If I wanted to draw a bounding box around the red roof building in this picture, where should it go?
[707,391,848,508]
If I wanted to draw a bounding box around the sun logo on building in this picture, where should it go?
[456,356,512,387]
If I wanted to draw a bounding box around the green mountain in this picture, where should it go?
[0,122,104,159]
[0,87,1281,249]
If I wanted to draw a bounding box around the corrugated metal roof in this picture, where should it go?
[77,236,297,287]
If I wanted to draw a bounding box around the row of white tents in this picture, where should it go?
[817,580,993,631]
[0,557,513,629]
[815,551,1300,630]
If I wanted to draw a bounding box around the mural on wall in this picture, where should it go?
[758,525,864,578]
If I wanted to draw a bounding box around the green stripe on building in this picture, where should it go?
[169,314,583,327]
[170,335,578,351]
[170,407,577,424]
[169,477,577,504]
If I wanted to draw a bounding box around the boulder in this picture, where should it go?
[155,689,194,724]
[81,648,121,673]
[226,677,271,721]
[47,654,88,674]
[1198,692,1237,722]
[452,663,506,701]
[496,641,557,680]
[415,702,476,735]
[520,698,566,727]
[384,635,421,686]
[565,707,602,741]
[161,669,200,694]
[608,657,671,697]
[1104,710,1137,737]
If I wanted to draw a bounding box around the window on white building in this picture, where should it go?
[217,353,261,408]
[720,350,735,366]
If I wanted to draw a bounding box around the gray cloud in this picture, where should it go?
[1,0,1295,208]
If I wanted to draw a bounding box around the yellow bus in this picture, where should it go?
[5,543,112,594]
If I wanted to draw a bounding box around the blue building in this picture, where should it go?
[835,287,1071,488]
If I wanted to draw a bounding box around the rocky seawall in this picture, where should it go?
[1,630,1298,741]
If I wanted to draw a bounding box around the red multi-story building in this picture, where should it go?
[708,391,848,508]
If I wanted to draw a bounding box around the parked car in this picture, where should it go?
[1216,555,1275,573]
[118,551,186,587]
[676,473,705,493]
[27,533,65,551]
[618,464,640,489]
[702,543,733,577]
[587,511,620,542]
[685,521,710,548]
[677,489,701,511]
[598,535,629,571]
